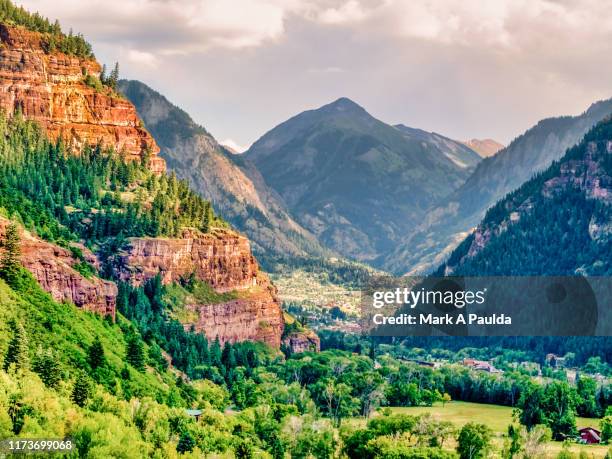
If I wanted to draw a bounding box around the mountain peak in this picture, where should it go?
[325,97,365,113]
[462,138,505,157]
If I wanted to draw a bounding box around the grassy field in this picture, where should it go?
[362,402,609,458]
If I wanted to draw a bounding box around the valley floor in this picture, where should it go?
[351,402,609,458]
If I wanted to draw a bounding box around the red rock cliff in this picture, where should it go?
[283,329,321,354]
[115,229,284,348]
[0,217,117,318]
[0,24,165,173]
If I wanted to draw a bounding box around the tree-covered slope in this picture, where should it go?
[118,79,331,266]
[245,97,480,262]
[385,98,612,274]
[435,116,612,276]
[0,112,226,260]
[0,269,234,456]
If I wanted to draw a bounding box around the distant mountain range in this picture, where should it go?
[383,98,612,274]
[118,80,331,265]
[245,97,481,262]
[120,81,612,277]
[461,138,504,157]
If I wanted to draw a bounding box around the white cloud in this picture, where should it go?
[317,0,368,24]
[17,0,307,52]
[308,66,344,74]
[14,0,612,147]
[124,49,159,68]
[18,0,612,55]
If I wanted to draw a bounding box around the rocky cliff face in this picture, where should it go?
[183,275,283,348]
[283,329,321,354]
[115,229,258,292]
[0,217,117,317]
[0,24,164,173]
[115,228,284,347]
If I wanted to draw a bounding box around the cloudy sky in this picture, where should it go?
[18,0,612,151]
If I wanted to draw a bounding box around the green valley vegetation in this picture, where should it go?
[0,230,611,457]
[3,250,608,457]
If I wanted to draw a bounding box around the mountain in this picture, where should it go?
[385,98,612,274]
[0,16,290,349]
[118,79,330,264]
[435,115,612,276]
[462,138,504,157]
[245,97,481,262]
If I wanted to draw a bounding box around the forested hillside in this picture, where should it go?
[436,116,612,276]
[0,114,225,253]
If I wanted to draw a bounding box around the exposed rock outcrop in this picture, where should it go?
[115,228,284,348]
[0,217,116,318]
[184,274,283,348]
[282,329,320,354]
[114,229,258,293]
[0,24,165,173]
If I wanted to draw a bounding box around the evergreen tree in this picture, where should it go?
[222,342,237,371]
[108,62,119,89]
[32,348,62,388]
[3,319,29,371]
[0,222,21,282]
[126,333,146,372]
[100,63,107,85]
[210,337,222,367]
[87,336,105,370]
[71,372,92,407]
[202,202,212,232]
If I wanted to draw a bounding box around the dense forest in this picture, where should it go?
[2,262,610,456]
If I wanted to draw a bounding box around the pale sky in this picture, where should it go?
[17,0,612,151]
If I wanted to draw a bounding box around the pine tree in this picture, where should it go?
[32,348,62,388]
[0,222,21,282]
[210,337,222,367]
[100,63,107,85]
[71,372,91,407]
[87,336,105,370]
[126,333,146,372]
[108,62,119,89]
[3,319,29,371]
[202,202,212,232]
